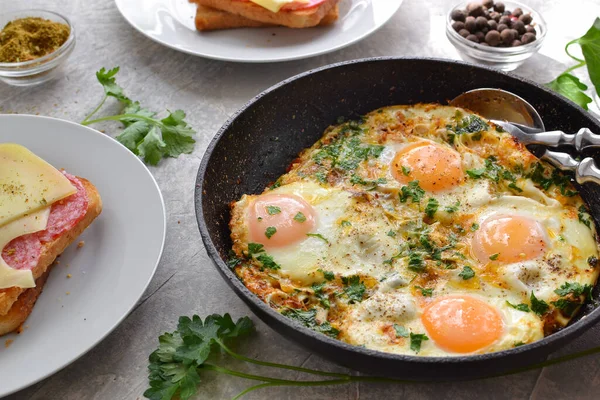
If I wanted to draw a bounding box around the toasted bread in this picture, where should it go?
[0,178,102,336]
[193,0,340,28]
[194,4,339,31]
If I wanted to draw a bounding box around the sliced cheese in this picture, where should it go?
[249,0,310,13]
[0,207,50,289]
[0,143,76,228]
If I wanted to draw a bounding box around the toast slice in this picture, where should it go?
[194,4,339,31]
[193,0,340,28]
[0,178,102,336]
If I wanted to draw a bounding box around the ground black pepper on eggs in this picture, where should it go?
[451,1,537,47]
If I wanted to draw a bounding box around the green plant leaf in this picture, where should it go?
[578,17,600,95]
[546,73,593,110]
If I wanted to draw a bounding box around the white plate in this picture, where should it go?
[114,0,403,62]
[0,116,166,397]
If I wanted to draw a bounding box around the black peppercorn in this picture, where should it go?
[502,10,511,16]
[476,16,488,30]
[499,16,511,26]
[453,21,466,32]
[497,23,508,32]
[494,2,505,13]
[485,30,501,46]
[511,39,522,47]
[519,13,532,25]
[525,25,536,34]
[500,28,515,44]
[479,42,490,46]
[465,16,477,32]
[451,9,467,22]
[467,3,485,17]
[490,11,501,21]
[466,34,480,43]
[482,0,494,9]
[475,31,486,41]
[512,7,523,17]
[521,32,536,44]
[459,29,471,38]
[488,20,498,31]
[512,20,525,34]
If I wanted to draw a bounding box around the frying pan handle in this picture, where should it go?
[541,150,600,185]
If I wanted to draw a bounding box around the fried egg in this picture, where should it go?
[229,104,600,357]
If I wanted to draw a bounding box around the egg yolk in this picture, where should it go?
[248,193,316,248]
[422,295,504,353]
[391,142,463,192]
[472,215,547,263]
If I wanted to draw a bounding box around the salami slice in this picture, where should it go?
[2,234,42,271]
[37,173,88,243]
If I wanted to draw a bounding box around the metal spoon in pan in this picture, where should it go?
[450,88,600,184]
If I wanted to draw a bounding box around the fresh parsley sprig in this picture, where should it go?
[81,67,196,165]
[546,18,600,110]
[145,313,600,400]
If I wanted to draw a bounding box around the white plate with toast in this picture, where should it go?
[0,115,166,397]
[114,0,403,62]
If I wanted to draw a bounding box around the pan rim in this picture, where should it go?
[195,56,600,371]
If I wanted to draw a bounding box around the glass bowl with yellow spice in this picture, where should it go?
[0,10,75,87]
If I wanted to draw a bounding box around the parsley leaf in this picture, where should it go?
[578,205,593,229]
[83,66,196,165]
[555,282,593,298]
[341,220,352,227]
[294,212,307,222]
[306,233,329,243]
[409,333,429,353]
[424,198,439,218]
[144,314,252,400]
[393,324,409,338]
[282,308,339,338]
[319,269,335,281]
[265,227,277,239]
[402,166,411,176]
[266,206,281,215]
[471,223,479,231]
[506,301,530,312]
[551,298,582,317]
[408,251,426,272]
[415,286,433,297]
[399,181,425,203]
[341,275,366,303]
[387,230,397,237]
[445,201,460,213]
[256,253,280,270]
[489,253,499,261]
[96,66,130,103]
[530,292,550,316]
[247,243,264,256]
[459,266,475,280]
[311,283,331,309]
[466,168,486,179]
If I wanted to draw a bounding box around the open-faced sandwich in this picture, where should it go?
[0,144,102,336]
[190,0,340,31]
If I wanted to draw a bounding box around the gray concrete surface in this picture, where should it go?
[2,0,600,399]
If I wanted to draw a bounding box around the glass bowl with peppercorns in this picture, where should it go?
[0,10,76,87]
[446,1,546,71]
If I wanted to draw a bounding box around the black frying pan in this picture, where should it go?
[195,58,600,380]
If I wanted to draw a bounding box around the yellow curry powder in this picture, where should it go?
[0,17,70,63]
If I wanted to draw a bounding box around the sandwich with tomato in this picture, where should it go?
[190,0,340,31]
[0,144,102,336]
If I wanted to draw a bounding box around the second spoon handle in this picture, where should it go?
[541,150,600,185]
[519,128,600,151]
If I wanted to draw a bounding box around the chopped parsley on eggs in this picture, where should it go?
[229,104,600,357]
